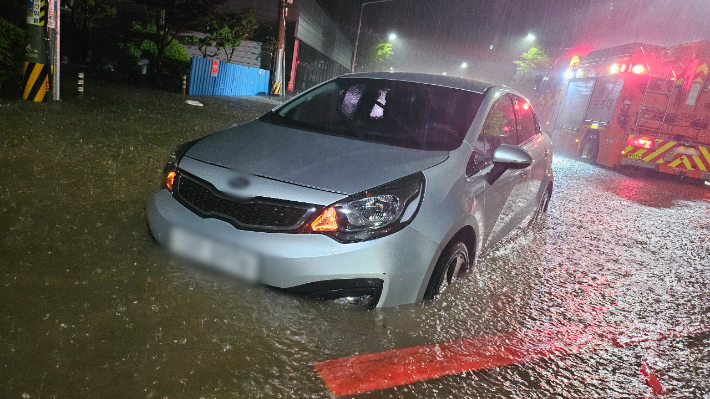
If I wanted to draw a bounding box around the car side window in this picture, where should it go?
[468,97,517,176]
[514,97,537,144]
[477,96,517,160]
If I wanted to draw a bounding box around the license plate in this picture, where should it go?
[673,146,700,156]
[169,227,259,282]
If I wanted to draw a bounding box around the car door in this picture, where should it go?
[513,97,546,219]
[473,96,531,250]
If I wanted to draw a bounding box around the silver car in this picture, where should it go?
[147,72,553,308]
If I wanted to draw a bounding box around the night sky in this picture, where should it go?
[320,0,710,83]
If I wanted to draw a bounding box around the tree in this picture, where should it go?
[120,22,191,83]
[67,0,116,61]
[0,17,24,95]
[134,0,225,75]
[373,41,393,71]
[182,20,229,58]
[217,8,258,63]
[512,47,551,90]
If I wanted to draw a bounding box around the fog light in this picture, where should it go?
[333,295,375,307]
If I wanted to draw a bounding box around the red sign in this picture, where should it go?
[211,60,219,77]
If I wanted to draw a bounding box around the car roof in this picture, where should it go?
[341,72,496,94]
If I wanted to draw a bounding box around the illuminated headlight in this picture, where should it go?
[162,138,202,193]
[308,172,424,242]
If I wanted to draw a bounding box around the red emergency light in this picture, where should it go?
[611,63,647,75]
[627,136,654,149]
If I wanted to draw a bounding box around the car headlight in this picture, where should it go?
[162,138,201,192]
[306,172,425,242]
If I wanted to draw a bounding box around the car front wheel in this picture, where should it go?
[424,241,470,300]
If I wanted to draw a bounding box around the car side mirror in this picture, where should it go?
[492,144,533,169]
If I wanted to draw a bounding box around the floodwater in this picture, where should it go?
[2,83,710,398]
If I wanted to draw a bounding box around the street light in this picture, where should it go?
[461,62,468,68]
[351,0,394,73]
[388,33,397,41]
[526,33,536,41]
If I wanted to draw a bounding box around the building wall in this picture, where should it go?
[296,0,353,70]
[222,0,299,27]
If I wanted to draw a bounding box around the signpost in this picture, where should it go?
[24,0,50,101]
[211,60,219,77]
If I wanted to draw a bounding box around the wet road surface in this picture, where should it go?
[2,84,710,398]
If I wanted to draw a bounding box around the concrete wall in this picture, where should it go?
[222,0,300,26]
[181,33,264,70]
[296,0,353,69]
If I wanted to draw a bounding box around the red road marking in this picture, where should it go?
[640,359,667,396]
[314,324,709,397]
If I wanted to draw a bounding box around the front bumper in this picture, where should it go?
[147,189,440,307]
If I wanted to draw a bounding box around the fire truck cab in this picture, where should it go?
[551,40,710,181]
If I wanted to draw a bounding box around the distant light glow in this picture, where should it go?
[632,64,646,74]
[610,64,620,74]
[461,62,468,68]
[388,33,397,41]
[564,69,574,79]
[490,45,494,50]
[442,72,447,75]
[526,33,536,41]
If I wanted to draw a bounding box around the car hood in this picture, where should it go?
[184,119,449,194]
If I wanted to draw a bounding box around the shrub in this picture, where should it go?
[0,18,25,95]
[120,22,190,76]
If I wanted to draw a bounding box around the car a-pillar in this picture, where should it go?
[422,225,476,300]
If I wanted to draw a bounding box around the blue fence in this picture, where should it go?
[188,56,270,96]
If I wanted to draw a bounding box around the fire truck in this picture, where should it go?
[543,40,710,181]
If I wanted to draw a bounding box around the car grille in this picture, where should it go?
[174,172,314,231]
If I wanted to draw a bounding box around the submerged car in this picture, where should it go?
[147,72,553,308]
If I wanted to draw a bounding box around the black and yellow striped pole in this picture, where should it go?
[24,0,51,102]
[270,0,286,97]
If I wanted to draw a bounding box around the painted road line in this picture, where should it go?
[640,359,667,395]
[314,324,710,397]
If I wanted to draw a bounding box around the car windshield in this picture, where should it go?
[262,78,484,151]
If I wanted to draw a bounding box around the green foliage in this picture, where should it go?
[182,8,258,62]
[373,42,393,71]
[0,17,24,94]
[217,8,258,62]
[512,47,551,88]
[121,23,190,74]
[134,0,225,74]
[182,22,230,58]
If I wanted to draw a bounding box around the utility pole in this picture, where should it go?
[53,0,61,100]
[24,0,51,101]
[351,0,393,73]
[271,0,286,96]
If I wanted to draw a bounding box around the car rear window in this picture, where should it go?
[262,77,484,151]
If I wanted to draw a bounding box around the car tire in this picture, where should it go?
[528,186,551,229]
[423,241,469,300]
[579,137,599,163]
